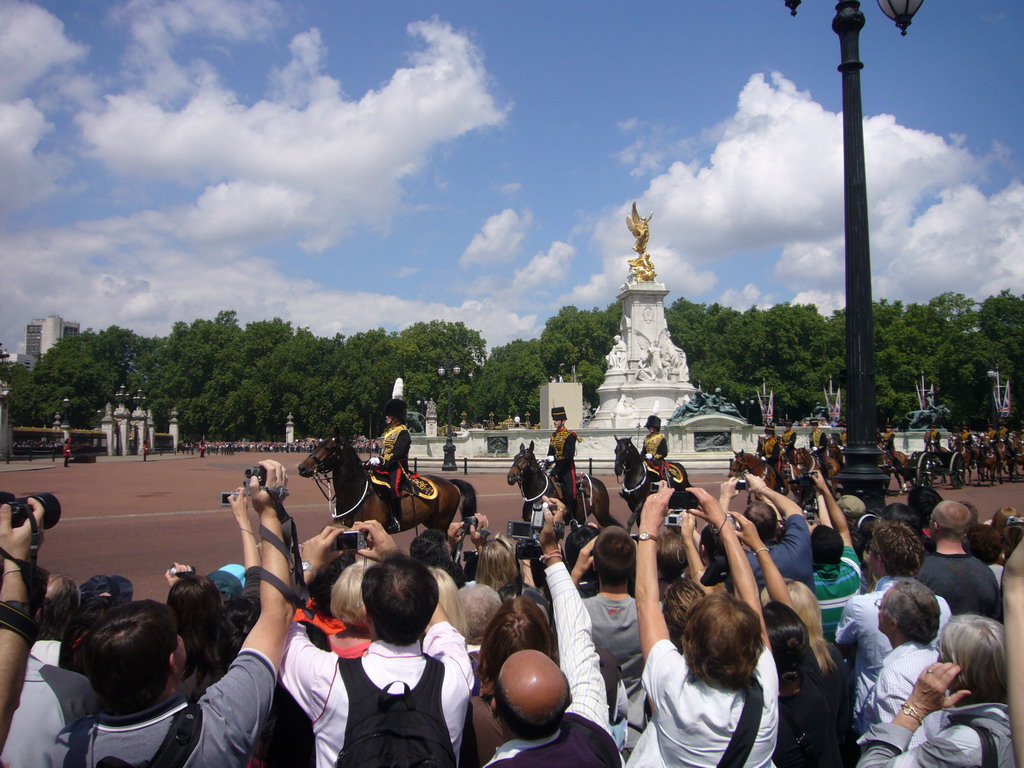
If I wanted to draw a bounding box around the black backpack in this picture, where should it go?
[94,702,202,768]
[335,655,456,768]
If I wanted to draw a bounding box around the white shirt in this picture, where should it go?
[835,576,951,734]
[627,641,779,768]
[279,621,473,768]
[860,641,937,748]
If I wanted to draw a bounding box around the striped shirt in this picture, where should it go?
[814,545,862,642]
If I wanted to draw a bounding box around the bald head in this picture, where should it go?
[494,649,569,740]
[930,501,971,541]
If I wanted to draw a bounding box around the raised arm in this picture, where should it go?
[734,514,793,609]
[229,488,261,570]
[1004,533,1024,768]
[812,470,851,546]
[240,460,295,667]
[745,472,803,519]
[538,503,608,732]
[636,487,672,659]
[0,499,44,752]
[688,487,769,646]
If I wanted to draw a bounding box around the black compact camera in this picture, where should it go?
[668,489,699,511]
[245,466,267,484]
[736,478,748,491]
[793,473,816,488]
[220,491,234,506]
[0,492,61,529]
[333,530,368,551]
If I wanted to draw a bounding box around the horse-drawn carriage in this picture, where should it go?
[906,448,966,489]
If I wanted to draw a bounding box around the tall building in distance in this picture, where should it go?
[25,316,80,359]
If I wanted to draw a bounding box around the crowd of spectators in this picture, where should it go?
[1,464,1022,768]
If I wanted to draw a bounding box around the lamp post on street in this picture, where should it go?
[788,0,925,512]
[438,360,462,471]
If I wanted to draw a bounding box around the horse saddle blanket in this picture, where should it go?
[368,472,439,500]
[643,460,687,485]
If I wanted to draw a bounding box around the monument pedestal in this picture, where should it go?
[589,280,697,428]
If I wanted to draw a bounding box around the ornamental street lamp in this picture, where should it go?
[788,0,924,512]
[438,360,462,471]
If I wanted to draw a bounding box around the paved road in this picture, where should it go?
[2,452,1019,601]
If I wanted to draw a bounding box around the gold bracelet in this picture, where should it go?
[900,702,924,724]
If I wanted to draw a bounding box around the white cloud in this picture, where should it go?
[115,0,283,101]
[0,1,88,101]
[460,209,532,266]
[514,241,573,293]
[570,72,1016,315]
[719,284,775,310]
[75,19,506,252]
[0,99,61,217]
[790,290,845,316]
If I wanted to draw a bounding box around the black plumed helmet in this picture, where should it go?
[385,398,407,422]
[645,415,661,430]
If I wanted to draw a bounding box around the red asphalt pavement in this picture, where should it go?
[2,452,1020,601]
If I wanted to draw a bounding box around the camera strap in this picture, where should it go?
[257,499,310,614]
[0,600,39,646]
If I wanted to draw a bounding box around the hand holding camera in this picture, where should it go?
[732,513,766,553]
[744,473,767,494]
[249,461,287,517]
[352,520,398,562]
[466,513,491,546]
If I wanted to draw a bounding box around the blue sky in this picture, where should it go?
[2,0,1021,354]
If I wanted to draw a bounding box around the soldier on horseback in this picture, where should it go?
[368,389,411,533]
[924,425,943,453]
[758,424,784,483]
[958,424,977,462]
[780,421,797,472]
[810,421,831,481]
[879,422,902,468]
[643,414,668,483]
[545,406,579,522]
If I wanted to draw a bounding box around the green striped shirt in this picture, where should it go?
[814,545,862,643]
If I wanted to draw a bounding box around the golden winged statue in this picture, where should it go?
[625,201,656,282]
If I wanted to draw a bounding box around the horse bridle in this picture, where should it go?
[305,439,369,522]
[510,452,551,503]
[616,441,647,494]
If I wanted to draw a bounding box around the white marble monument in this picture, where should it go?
[587,202,698,427]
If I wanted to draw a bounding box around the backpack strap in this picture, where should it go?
[778,702,819,768]
[947,716,997,768]
[96,702,202,768]
[717,677,764,768]
[561,714,621,768]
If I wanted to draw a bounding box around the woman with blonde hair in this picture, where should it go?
[474,534,518,594]
[430,567,467,638]
[328,563,372,658]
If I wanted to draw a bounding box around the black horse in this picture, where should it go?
[507,441,621,527]
[614,436,690,531]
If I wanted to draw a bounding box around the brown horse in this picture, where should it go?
[613,436,690,531]
[877,444,912,493]
[755,436,791,495]
[975,438,1002,486]
[297,430,476,532]
[507,441,620,528]
[729,450,785,492]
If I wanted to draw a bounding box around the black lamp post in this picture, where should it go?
[789,0,924,512]
[61,397,70,431]
[438,360,461,471]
